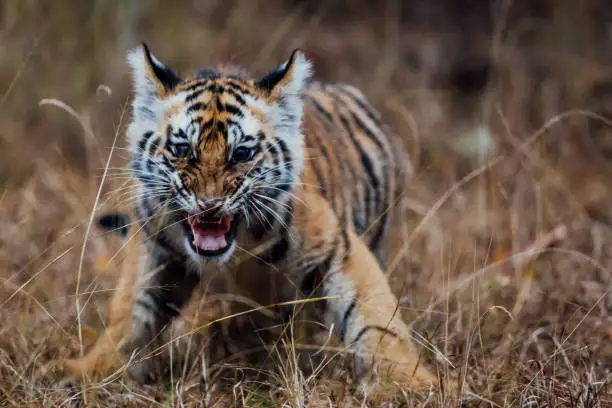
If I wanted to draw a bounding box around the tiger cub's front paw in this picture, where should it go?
[352,346,470,399]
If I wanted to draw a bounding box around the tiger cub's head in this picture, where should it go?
[126,44,312,263]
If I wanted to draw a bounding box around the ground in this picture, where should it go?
[1,1,612,406]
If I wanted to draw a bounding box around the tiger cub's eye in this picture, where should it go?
[232,146,254,164]
[171,143,191,158]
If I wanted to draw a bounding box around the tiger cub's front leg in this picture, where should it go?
[296,191,441,392]
[125,249,199,383]
[330,230,440,390]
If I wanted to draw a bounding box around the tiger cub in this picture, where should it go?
[62,44,454,393]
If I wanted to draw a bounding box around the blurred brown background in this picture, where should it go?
[2,1,612,406]
[3,1,612,181]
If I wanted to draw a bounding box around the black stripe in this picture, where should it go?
[339,298,357,342]
[216,121,227,137]
[201,118,214,133]
[321,115,362,233]
[283,199,294,227]
[267,181,291,200]
[351,110,390,219]
[367,211,387,257]
[214,98,224,112]
[231,172,253,199]
[171,129,189,144]
[310,162,327,197]
[352,199,367,235]
[186,88,206,103]
[188,102,206,113]
[260,235,290,263]
[350,112,389,213]
[341,228,351,261]
[338,116,377,190]
[310,122,335,201]
[224,103,242,117]
[160,155,173,170]
[189,116,203,129]
[309,97,334,122]
[226,118,241,130]
[265,168,292,200]
[331,87,387,152]
[146,137,160,164]
[350,112,385,152]
[240,134,256,143]
[165,124,174,140]
[138,131,154,153]
[225,80,252,95]
[361,187,372,228]
[267,140,280,165]
[351,325,398,345]
[225,88,247,105]
[338,86,385,128]
[276,138,293,175]
[182,80,214,93]
[183,84,210,99]
[182,81,205,93]
[330,89,390,219]
[339,115,379,219]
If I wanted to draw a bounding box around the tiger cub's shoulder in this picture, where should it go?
[304,81,370,109]
[303,80,388,132]
[302,80,413,188]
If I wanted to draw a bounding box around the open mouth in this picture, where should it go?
[186,213,237,257]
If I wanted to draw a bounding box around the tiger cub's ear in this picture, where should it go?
[126,43,181,124]
[256,49,312,99]
[256,50,313,133]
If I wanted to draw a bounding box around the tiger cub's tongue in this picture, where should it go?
[190,215,231,252]
[194,233,227,251]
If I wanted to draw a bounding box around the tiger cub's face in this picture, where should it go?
[126,44,312,263]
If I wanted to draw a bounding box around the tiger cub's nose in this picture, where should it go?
[197,199,222,213]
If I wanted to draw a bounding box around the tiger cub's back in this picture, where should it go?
[301,81,411,266]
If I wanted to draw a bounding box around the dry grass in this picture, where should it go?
[2,1,612,406]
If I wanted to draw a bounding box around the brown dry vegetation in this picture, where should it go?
[2,1,612,406]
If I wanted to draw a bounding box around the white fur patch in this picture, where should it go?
[126,47,166,151]
[126,47,163,113]
[269,51,312,135]
[251,52,313,180]
[278,51,313,99]
[324,272,365,346]
[228,109,261,146]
